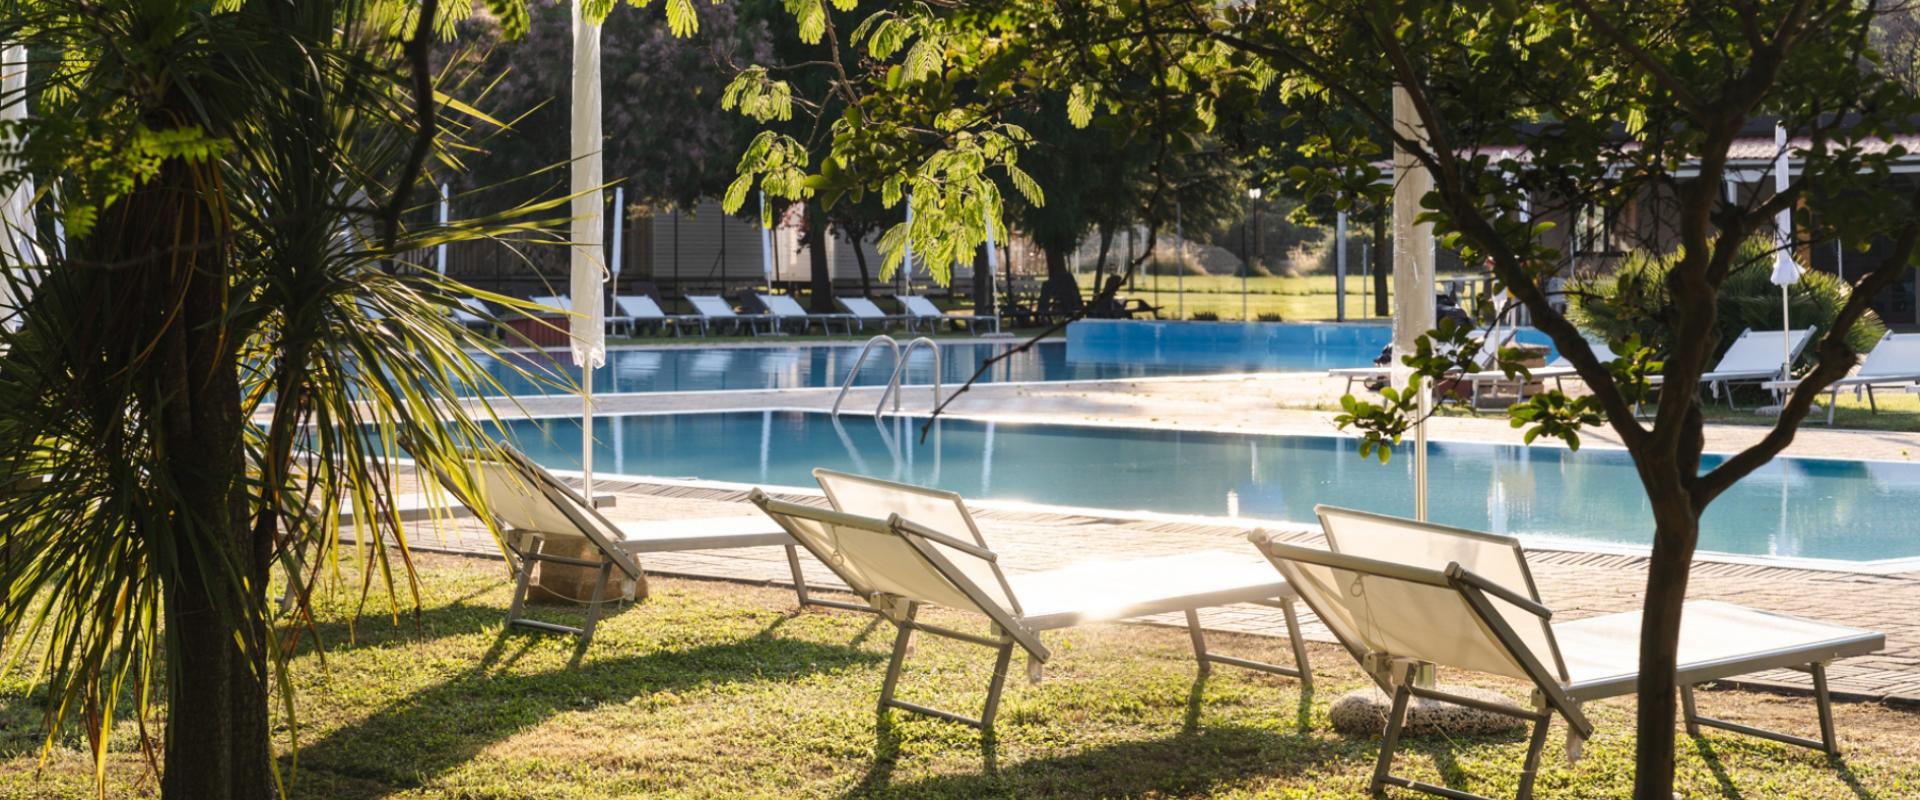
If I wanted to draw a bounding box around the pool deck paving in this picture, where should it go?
[377,472,1920,707]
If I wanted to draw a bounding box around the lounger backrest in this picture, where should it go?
[1254,537,1556,688]
[759,294,809,317]
[438,446,642,580]
[531,295,571,313]
[1469,328,1516,370]
[839,297,888,319]
[813,469,1018,614]
[1316,506,1566,681]
[1857,331,1920,378]
[687,295,737,318]
[1715,326,1815,374]
[614,295,665,320]
[901,296,943,318]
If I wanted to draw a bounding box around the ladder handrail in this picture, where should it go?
[879,337,942,415]
[833,335,902,415]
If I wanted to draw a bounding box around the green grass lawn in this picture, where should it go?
[4,554,1915,798]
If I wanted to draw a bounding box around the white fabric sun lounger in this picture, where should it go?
[610,294,696,337]
[1249,505,1884,800]
[757,292,852,335]
[431,446,814,646]
[530,294,571,314]
[686,295,773,336]
[1329,327,1516,395]
[450,297,493,330]
[900,294,1000,335]
[1649,326,1814,408]
[746,469,1311,732]
[1462,339,1625,406]
[1763,331,1920,424]
[837,296,905,332]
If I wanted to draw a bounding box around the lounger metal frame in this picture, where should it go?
[751,489,1310,734]
[1255,533,1875,800]
[435,445,840,646]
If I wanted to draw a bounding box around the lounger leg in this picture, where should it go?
[783,544,874,614]
[576,560,614,648]
[1370,684,1413,797]
[1184,609,1212,678]
[784,544,811,607]
[980,639,1015,729]
[1680,683,1701,736]
[1866,386,1878,415]
[1515,714,1552,800]
[877,604,918,714]
[1812,662,1839,756]
[1178,601,1311,685]
[1676,662,1843,756]
[505,535,541,628]
[1281,598,1314,692]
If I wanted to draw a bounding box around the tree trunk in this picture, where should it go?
[1632,498,1699,800]
[804,205,834,313]
[1372,210,1390,317]
[98,149,269,799]
[850,232,874,299]
[1093,225,1114,290]
[971,246,996,317]
[1040,245,1082,316]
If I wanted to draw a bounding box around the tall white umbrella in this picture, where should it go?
[1,42,38,328]
[1770,123,1802,384]
[902,192,914,294]
[435,182,449,274]
[1391,86,1437,521]
[570,1,607,495]
[609,185,624,285]
[758,190,774,286]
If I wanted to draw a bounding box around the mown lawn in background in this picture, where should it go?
[3,553,1915,799]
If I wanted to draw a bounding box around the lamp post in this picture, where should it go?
[1246,188,1262,321]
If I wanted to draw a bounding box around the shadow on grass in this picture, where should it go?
[285,620,881,800]
[840,723,1330,799]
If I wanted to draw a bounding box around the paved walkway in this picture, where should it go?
[382,474,1920,706]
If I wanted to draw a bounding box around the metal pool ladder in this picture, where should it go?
[832,335,943,415]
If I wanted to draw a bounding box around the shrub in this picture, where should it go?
[1569,236,1884,367]
[1191,311,1220,321]
[1257,312,1285,322]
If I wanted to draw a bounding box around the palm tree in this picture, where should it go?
[0,2,561,797]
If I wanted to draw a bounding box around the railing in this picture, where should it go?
[831,335,943,416]
[832,335,902,415]
[879,337,943,415]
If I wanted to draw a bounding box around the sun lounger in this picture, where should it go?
[836,296,906,332]
[1763,331,1920,424]
[744,469,1311,732]
[756,293,852,335]
[1330,328,1516,395]
[450,297,493,330]
[686,295,773,336]
[431,445,818,646]
[1248,505,1884,800]
[1649,326,1814,408]
[1462,338,1624,406]
[900,295,1000,335]
[530,295,571,314]
[610,294,695,337]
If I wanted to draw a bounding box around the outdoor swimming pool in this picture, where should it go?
[470,320,1555,396]
[497,409,1920,564]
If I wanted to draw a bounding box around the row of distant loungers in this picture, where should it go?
[453,292,1003,337]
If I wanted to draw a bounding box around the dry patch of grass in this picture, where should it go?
[3,552,1916,798]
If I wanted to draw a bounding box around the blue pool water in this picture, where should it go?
[468,321,1557,396]
[496,410,1920,564]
